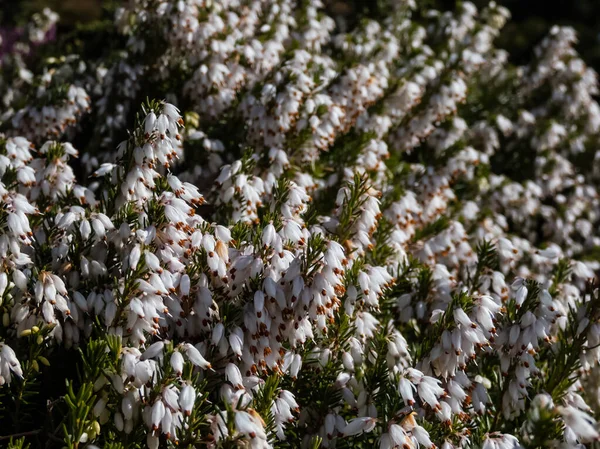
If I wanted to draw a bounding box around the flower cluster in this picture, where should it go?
[0,1,599,449]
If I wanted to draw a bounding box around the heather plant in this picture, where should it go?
[0,2,599,449]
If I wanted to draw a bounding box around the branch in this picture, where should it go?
[0,429,41,441]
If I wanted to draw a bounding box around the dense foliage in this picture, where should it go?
[0,1,599,449]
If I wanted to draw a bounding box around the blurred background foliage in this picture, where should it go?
[332,0,600,71]
[2,0,600,72]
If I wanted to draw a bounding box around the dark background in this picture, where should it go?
[2,0,600,70]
